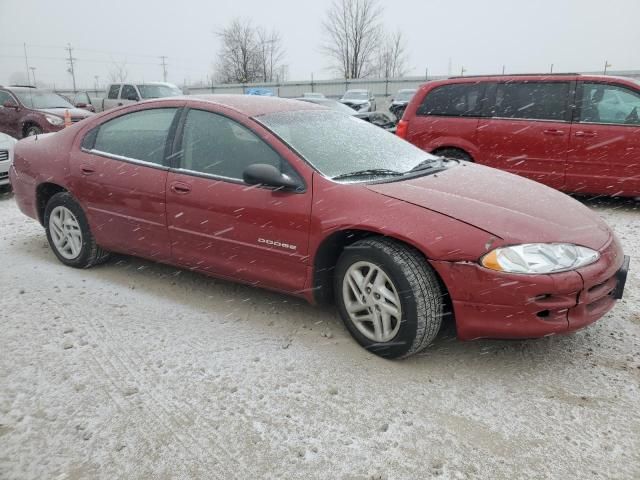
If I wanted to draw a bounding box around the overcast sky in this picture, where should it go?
[1,0,639,90]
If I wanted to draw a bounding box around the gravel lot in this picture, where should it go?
[0,191,638,480]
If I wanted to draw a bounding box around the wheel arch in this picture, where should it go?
[431,145,475,161]
[311,228,453,319]
[36,182,68,225]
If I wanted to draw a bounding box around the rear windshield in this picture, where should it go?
[137,84,182,99]
[258,110,436,179]
[14,91,73,109]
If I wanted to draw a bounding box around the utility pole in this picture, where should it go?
[66,43,77,92]
[502,65,505,75]
[23,43,30,86]
[460,66,466,76]
[425,67,428,80]
[160,56,168,82]
[550,63,554,73]
[603,60,612,75]
[94,75,99,92]
[30,67,36,87]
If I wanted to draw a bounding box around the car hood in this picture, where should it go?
[0,132,17,149]
[366,163,611,250]
[36,107,93,118]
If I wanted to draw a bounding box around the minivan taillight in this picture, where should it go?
[396,119,408,139]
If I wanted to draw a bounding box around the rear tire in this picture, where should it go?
[44,192,110,268]
[334,237,444,359]
[434,148,472,162]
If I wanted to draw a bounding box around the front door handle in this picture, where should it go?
[575,131,597,138]
[170,181,191,194]
[80,166,95,175]
[543,129,565,136]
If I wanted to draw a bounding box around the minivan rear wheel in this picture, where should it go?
[334,237,444,359]
[434,148,472,162]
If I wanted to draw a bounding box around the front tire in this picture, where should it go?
[24,125,43,137]
[335,237,444,359]
[44,192,109,268]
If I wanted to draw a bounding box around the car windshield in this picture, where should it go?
[136,84,182,99]
[396,90,416,101]
[258,110,440,180]
[342,91,368,100]
[14,91,73,109]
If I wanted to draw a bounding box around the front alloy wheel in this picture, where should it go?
[335,237,445,359]
[342,261,402,342]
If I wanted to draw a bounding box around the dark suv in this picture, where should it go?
[0,86,93,138]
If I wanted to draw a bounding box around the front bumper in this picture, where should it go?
[431,235,628,340]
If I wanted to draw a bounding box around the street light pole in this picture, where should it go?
[30,67,36,87]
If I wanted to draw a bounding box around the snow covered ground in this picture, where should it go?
[0,191,638,480]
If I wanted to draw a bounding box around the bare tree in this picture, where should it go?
[215,18,259,83]
[107,61,129,83]
[256,27,285,82]
[214,18,287,84]
[322,0,383,79]
[375,30,408,79]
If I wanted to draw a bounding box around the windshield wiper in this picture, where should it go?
[408,157,446,173]
[332,168,405,180]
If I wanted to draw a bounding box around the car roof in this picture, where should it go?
[182,94,325,117]
[3,86,46,93]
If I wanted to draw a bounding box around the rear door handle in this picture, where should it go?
[80,167,95,175]
[543,129,565,136]
[170,181,191,194]
[575,131,597,138]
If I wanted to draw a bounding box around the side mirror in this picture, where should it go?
[2,100,18,109]
[243,164,301,191]
[125,95,139,102]
[76,102,87,108]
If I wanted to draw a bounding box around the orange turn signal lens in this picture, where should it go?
[481,250,503,271]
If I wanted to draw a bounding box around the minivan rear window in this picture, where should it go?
[417,83,486,117]
[493,82,569,121]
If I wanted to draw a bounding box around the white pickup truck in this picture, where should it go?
[93,82,182,112]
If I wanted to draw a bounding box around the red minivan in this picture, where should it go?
[398,74,640,197]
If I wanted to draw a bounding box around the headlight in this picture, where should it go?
[481,243,599,274]
[361,102,370,109]
[45,114,64,126]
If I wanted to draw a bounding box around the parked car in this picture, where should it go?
[10,95,629,359]
[245,87,275,96]
[0,86,94,138]
[398,74,640,197]
[67,91,96,112]
[340,89,376,112]
[389,88,417,119]
[0,132,16,191]
[96,82,182,112]
[296,97,395,130]
[302,92,325,99]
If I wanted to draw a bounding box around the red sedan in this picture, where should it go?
[9,95,629,358]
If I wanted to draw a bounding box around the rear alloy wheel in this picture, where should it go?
[44,192,109,268]
[335,237,444,359]
[24,125,43,137]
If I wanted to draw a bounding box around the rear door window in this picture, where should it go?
[121,85,139,101]
[107,84,121,99]
[417,83,486,117]
[579,82,640,125]
[92,108,178,165]
[493,82,569,121]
